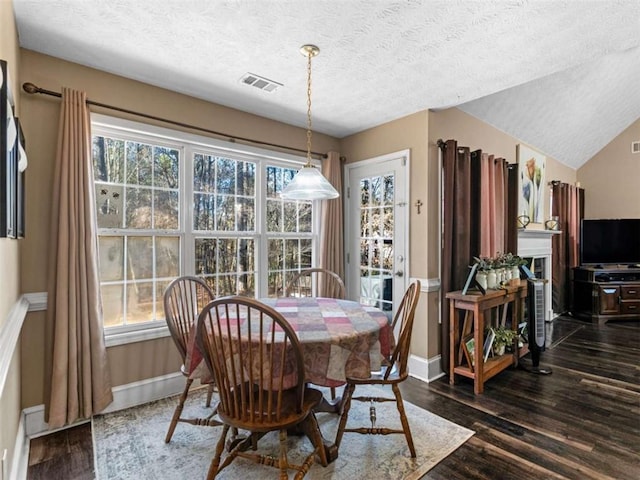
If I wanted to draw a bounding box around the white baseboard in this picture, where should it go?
[408,353,445,383]
[8,411,28,480]
[24,372,186,438]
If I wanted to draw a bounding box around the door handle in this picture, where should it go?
[395,271,404,277]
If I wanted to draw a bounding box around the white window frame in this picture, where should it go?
[91,114,320,346]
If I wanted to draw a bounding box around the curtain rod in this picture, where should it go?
[22,82,328,159]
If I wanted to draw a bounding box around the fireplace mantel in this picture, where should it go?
[518,228,561,321]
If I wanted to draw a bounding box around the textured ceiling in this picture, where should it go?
[12,0,640,169]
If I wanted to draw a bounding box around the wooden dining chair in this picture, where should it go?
[334,280,421,457]
[196,296,328,479]
[285,267,346,299]
[163,275,220,443]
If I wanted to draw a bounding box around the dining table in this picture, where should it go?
[184,295,393,463]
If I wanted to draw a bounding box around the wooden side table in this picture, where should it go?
[446,281,527,394]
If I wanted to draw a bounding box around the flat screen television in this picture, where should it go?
[580,218,640,266]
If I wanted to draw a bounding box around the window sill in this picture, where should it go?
[105,325,170,347]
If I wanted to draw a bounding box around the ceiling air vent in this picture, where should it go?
[632,141,640,154]
[240,73,282,93]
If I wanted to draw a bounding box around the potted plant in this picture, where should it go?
[492,326,517,356]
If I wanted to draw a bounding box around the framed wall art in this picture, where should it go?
[517,144,546,225]
[1,59,25,238]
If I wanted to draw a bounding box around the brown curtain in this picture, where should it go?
[319,151,344,297]
[44,88,113,428]
[506,165,519,255]
[476,151,509,257]
[441,140,481,372]
[551,182,584,313]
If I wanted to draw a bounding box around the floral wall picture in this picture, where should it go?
[517,144,546,224]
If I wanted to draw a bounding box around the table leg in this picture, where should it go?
[449,300,458,385]
[474,306,484,394]
[314,394,342,414]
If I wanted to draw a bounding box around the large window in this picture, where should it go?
[92,115,317,339]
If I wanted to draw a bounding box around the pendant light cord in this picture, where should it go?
[305,49,314,166]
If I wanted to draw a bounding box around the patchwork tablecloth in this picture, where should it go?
[185,297,393,388]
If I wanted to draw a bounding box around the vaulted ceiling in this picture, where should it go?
[13,0,640,169]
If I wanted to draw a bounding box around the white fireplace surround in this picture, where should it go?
[518,228,561,321]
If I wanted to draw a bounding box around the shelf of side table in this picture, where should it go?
[446,281,527,394]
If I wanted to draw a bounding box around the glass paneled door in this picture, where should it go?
[345,151,409,320]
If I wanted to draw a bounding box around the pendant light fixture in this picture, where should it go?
[280,45,339,200]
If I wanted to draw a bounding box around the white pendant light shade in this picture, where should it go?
[279,44,340,201]
[281,164,339,200]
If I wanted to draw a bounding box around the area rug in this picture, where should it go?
[93,386,473,480]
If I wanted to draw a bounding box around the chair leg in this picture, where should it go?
[392,383,416,457]
[278,429,289,480]
[300,411,328,467]
[206,382,215,408]
[165,378,193,443]
[207,424,230,480]
[334,383,355,449]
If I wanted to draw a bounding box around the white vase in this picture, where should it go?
[476,271,488,290]
[486,270,497,289]
[494,344,506,356]
[511,265,521,280]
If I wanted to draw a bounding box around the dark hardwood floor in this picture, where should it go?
[28,316,640,479]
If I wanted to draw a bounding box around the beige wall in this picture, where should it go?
[578,118,640,219]
[19,49,340,408]
[340,112,435,360]
[0,0,23,472]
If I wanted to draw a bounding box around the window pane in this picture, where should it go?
[300,239,312,268]
[265,166,281,198]
[218,238,237,273]
[216,157,236,194]
[127,236,153,280]
[93,136,124,183]
[383,207,393,236]
[193,193,214,230]
[284,239,299,269]
[237,161,255,196]
[96,184,123,228]
[383,175,394,205]
[360,178,370,206]
[126,141,152,186]
[125,187,152,229]
[370,176,383,206]
[237,197,255,231]
[266,199,281,232]
[154,190,179,230]
[155,280,171,321]
[218,274,237,296]
[283,202,298,233]
[299,202,312,232]
[215,195,235,231]
[155,236,180,278]
[195,238,217,275]
[101,284,124,327]
[127,282,154,323]
[98,236,124,282]
[194,153,216,193]
[154,146,179,188]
